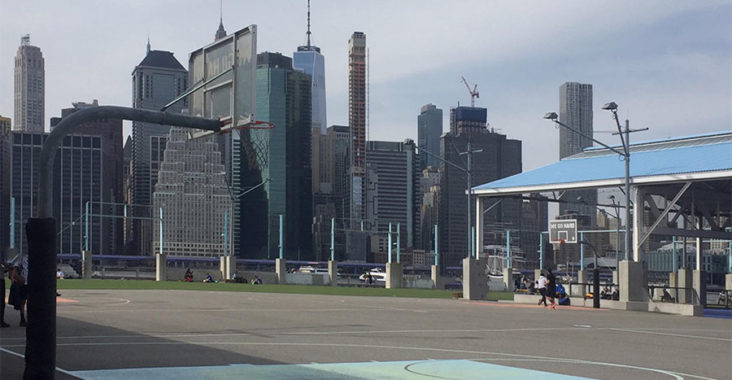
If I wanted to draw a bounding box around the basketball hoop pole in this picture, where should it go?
[26,105,222,379]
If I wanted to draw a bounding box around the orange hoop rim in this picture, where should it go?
[218,119,275,134]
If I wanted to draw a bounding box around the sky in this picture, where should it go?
[1,0,730,172]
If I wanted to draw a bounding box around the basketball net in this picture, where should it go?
[233,120,275,170]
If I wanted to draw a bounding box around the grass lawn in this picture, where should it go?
[54,279,514,301]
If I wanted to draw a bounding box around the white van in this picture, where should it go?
[297,266,329,274]
[359,268,386,283]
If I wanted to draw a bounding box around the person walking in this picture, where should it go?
[1,264,9,327]
[8,265,27,326]
[546,268,557,310]
[537,272,548,307]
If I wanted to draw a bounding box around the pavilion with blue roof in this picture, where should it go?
[472,131,731,311]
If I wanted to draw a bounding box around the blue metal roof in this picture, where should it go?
[474,132,732,193]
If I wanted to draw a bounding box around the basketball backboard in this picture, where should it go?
[549,219,577,244]
[186,25,257,139]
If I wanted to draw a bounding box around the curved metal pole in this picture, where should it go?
[28,105,222,379]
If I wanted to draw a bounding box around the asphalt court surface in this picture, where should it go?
[1,289,730,379]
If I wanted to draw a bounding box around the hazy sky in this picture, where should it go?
[1,0,730,171]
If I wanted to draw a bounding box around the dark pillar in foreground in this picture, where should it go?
[25,218,57,380]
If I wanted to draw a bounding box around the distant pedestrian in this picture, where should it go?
[537,272,548,307]
[546,268,557,310]
[8,265,27,326]
[1,263,9,327]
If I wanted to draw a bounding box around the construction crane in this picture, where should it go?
[461,76,479,107]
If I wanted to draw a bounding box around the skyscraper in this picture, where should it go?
[10,131,106,256]
[439,107,523,267]
[244,52,312,259]
[293,0,327,193]
[293,1,327,134]
[51,100,124,255]
[0,116,10,259]
[365,140,420,259]
[559,82,596,226]
[130,43,188,254]
[417,104,443,171]
[152,128,232,257]
[348,31,366,225]
[13,35,44,133]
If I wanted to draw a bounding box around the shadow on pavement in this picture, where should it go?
[1,315,282,377]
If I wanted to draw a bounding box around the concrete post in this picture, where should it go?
[220,256,232,281]
[463,257,488,300]
[431,265,440,289]
[275,258,287,284]
[328,260,338,286]
[155,253,167,281]
[632,187,644,262]
[726,273,732,290]
[612,270,618,286]
[619,260,648,303]
[386,262,402,289]
[677,268,692,304]
[502,267,513,292]
[81,250,93,279]
[576,270,587,298]
[692,270,706,306]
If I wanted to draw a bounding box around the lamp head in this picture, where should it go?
[543,112,558,121]
[602,102,618,111]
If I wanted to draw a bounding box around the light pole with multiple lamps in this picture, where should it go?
[544,102,646,262]
[416,144,478,260]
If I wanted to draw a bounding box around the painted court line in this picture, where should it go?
[71,360,593,380]
[7,340,713,379]
[0,345,79,377]
[607,328,732,342]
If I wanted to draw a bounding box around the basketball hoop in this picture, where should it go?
[225,120,275,133]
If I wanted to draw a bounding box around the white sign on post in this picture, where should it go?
[549,219,577,244]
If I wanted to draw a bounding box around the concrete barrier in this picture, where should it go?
[386,262,402,289]
[286,273,328,285]
[513,294,702,316]
[463,257,488,300]
[155,254,167,281]
[275,258,286,284]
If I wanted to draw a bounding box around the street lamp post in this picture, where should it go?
[544,104,646,262]
[417,144,477,259]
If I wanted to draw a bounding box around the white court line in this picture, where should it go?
[3,325,729,343]
[607,328,732,342]
[57,307,370,314]
[9,341,717,380]
[0,346,77,377]
[469,358,718,380]
[0,326,594,342]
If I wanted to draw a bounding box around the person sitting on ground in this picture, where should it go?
[661,288,675,302]
[203,273,214,283]
[600,286,612,300]
[251,275,262,285]
[556,283,570,306]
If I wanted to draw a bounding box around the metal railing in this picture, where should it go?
[568,282,619,300]
[647,285,699,305]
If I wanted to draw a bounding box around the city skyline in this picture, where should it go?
[0,0,729,172]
